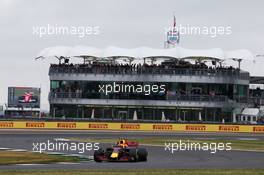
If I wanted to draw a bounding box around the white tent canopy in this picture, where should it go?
[242,108,260,116]
[36,45,255,62]
[36,46,72,59]
[179,47,224,60]
[133,110,138,121]
[161,111,166,121]
[91,108,95,119]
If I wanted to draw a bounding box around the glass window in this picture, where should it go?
[51,81,59,89]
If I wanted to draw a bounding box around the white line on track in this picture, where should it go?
[237,138,259,140]
[16,164,45,166]
[0,147,11,150]
[9,149,27,152]
[56,162,81,165]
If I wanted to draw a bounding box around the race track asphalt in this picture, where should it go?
[0,129,264,170]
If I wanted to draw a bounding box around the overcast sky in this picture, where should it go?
[0,0,264,110]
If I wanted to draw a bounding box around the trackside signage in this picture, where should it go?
[0,121,263,133]
[219,125,239,132]
[186,125,206,131]
[253,126,264,132]
[26,122,45,128]
[153,124,173,131]
[57,122,76,129]
[88,123,108,129]
[121,124,140,130]
[0,122,14,128]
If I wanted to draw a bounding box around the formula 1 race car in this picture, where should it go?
[94,138,148,162]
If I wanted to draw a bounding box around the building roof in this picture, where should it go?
[36,46,254,61]
[250,76,264,84]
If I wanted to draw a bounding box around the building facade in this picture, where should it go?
[49,57,250,123]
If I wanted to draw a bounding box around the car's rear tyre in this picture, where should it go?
[94,148,104,162]
[128,148,138,162]
[137,148,148,161]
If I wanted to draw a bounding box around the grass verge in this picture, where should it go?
[0,151,79,165]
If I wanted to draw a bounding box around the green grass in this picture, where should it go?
[68,137,264,151]
[0,169,264,175]
[0,151,79,165]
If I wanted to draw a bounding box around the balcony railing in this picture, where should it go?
[49,92,229,102]
[49,65,249,80]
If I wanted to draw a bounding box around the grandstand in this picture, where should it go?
[37,46,257,123]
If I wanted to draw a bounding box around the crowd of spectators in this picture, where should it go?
[49,60,241,77]
[49,60,247,102]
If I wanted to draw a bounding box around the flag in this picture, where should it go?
[166,15,180,45]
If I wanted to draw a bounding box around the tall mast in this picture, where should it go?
[165,14,180,48]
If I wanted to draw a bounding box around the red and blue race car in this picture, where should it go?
[94,139,148,162]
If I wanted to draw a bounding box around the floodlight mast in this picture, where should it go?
[230,54,262,70]
[231,58,243,70]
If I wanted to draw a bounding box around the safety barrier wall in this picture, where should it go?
[0,121,264,133]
